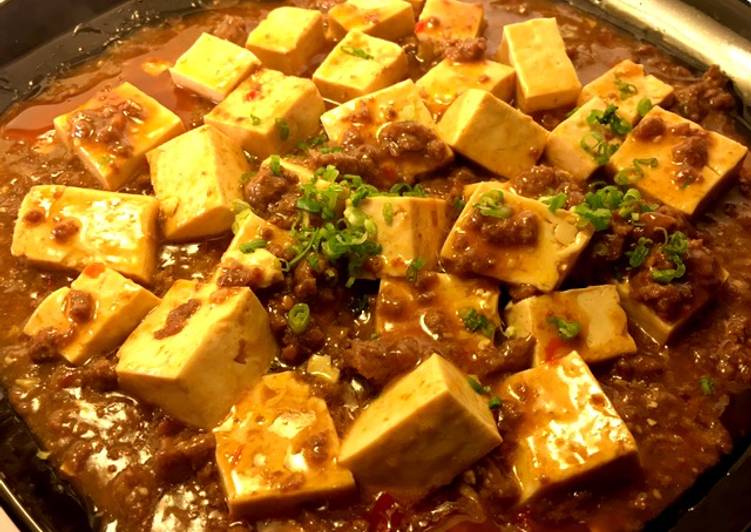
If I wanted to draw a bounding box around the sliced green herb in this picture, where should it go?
[269,154,282,176]
[459,308,496,339]
[406,257,425,283]
[488,396,502,409]
[614,157,658,185]
[387,183,427,197]
[699,376,715,396]
[540,192,567,213]
[547,316,581,340]
[250,114,261,126]
[453,197,466,212]
[240,171,254,184]
[637,97,653,117]
[650,231,689,283]
[474,190,512,219]
[626,237,652,268]
[383,202,394,226]
[614,77,638,99]
[468,375,491,395]
[287,303,311,334]
[341,45,374,60]
[239,239,268,254]
[586,104,632,137]
[580,131,620,165]
[275,118,290,141]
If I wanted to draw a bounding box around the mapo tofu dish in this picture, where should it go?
[1,0,750,530]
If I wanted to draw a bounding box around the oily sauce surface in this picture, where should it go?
[1,1,751,531]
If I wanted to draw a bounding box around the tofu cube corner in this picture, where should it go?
[505,284,636,366]
[375,273,501,360]
[416,58,515,117]
[496,351,639,504]
[313,30,408,104]
[416,0,484,42]
[578,59,674,125]
[11,185,160,284]
[339,353,501,497]
[608,106,748,216]
[328,0,415,42]
[497,18,582,113]
[440,181,593,291]
[321,80,453,182]
[214,372,355,519]
[23,265,160,365]
[147,124,248,242]
[116,279,277,428]
[245,7,326,75]
[358,195,450,277]
[53,82,184,190]
[205,68,325,158]
[170,32,261,102]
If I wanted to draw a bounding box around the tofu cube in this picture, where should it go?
[169,32,261,102]
[440,181,593,291]
[147,125,248,242]
[313,30,408,104]
[505,285,636,366]
[608,106,748,216]
[245,7,326,75]
[321,80,453,182]
[214,372,355,519]
[204,68,325,158]
[358,196,450,277]
[11,185,160,284]
[375,273,501,357]
[116,280,277,428]
[616,269,728,345]
[496,351,639,504]
[544,96,612,181]
[328,0,415,41]
[217,205,294,289]
[578,59,674,124]
[416,58,515,116]
[339,354,501,496]
[53,82,184,190]
[415,0,484,42]
[437,88,548,179]
[497,18,582,113]
[23,265,160,365]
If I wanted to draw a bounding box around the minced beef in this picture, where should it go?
[152,432,215,484]
[26,327,74,363]
[244,164,300,229]
[211,14,248,45]
[153,299,201,339]
[443,37,487,62]
[215,263,264,288]
[69,98,143,156]
[509,165,585,207]
[344,335,427,388]
[633,115,666,141]
[51,219,80,242]
[22,208,45,224]
[377,121,447,160]
[671,65,736,123]
[469,209,539,246]
[65,289,94,323]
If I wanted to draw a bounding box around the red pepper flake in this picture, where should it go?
[544,336,568,362]
[415,20,428,33]
[83,263,106,278]
[245,88,261,101]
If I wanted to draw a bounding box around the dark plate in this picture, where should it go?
[1,1,750,531]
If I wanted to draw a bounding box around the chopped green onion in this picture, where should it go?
[383,202,394,225]
[406,257,425,283]
[287,303,311,334]
[637,97,653,117]
[275,118,290,141]
[240,171,254,184]
[474,190,512,219]
[540,193,567,213]
[547,316,581,340]
[488,396,502,409]
[614,77,638,100]
[341,45,374,60]
[651,231,688,283]
[269,155,282,176]
[459,308,496,339]
[468,375,491,395]
[626,237,652,268]
[699,376,715,396]
[250,114,261,126]
[239,239,268,254]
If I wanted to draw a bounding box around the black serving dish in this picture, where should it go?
[1,1,750,531]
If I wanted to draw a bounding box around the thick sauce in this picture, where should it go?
[0,1,750,531]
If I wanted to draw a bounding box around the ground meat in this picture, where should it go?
[344,335,429,388]
[507,283,542,302]
[51,357,118,392]
[69,98,143,157]
[633,115,666,141]
[443,37,487,62]
[293,261,318,300]
[211,14,247,45]
[153,299,201,340]
[22,208,45,224]
[469,209,539,246]
[312,145,380,185]
[592,215,634,262]
[65,289,94,324]
[51,219,80,242]
[152,432,215,484]
[672,135,709,168]
[377,121,447,160]
[279,323,326,364]
[26,327,74,363]
[634,207,686,240]
[215,262,268,289]
[244,165,300,229]
[509,165,584,206]
[671,65,737,123]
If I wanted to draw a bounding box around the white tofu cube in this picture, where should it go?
[608,106,748,216]
[437,88,548,179]
[147,125,248,242]
[313,30,408,104]
[497,18,581,113]
[328,0,415,41]
[22,265,160,365]
[495,351,639,504]
[204,68,325,158]
[544,96,612,181]
[214,372,355,519]
[339,354,501,496]
[216,205,294,289]
[11,185,160,284]
[116,280,277,428]
[415,0,484,41]
[358,195,450,277]
[578,59,674,124]
[53,82,184,190]
[505,285,636,366]
[245,7,326,75]
[320,80,453,182]
[440,181,593,291]
[169,32,261,102]
[416,58,515,116]
[375,273,501,357]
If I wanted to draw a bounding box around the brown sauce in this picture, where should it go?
[0,1,750,531]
